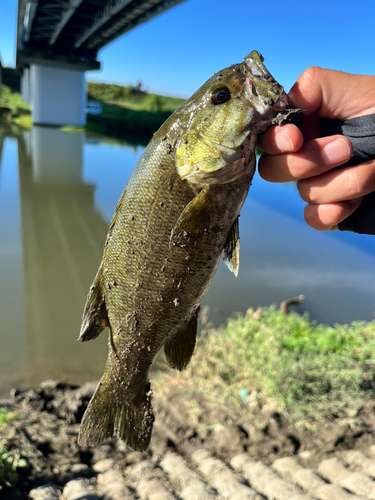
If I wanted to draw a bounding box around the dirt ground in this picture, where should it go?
[2,379,375,499]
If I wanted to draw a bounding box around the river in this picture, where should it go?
[1,125,375,397]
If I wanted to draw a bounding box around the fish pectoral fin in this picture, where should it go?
[78,376,154,451]
[164,309,199,371]
[78,270,109,342]
[222,217,240,277]
[170,186,212,247]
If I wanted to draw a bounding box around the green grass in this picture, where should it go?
[86,82,185,143]
[87,82,185,113]
[0,446,28,489]
[0,409,24,490]
[0,85,30,114]
[0,408,19,426]
[160,307,375,422]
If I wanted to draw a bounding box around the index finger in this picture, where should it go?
[258,123,303,155]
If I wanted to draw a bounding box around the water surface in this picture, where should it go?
[1,126,374,396]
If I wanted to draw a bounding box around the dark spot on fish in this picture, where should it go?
[207,256,212,260]
[162,136,167,141]
[161,265,166,272]
[183,139,188,145]
[242,154,246,158]
[160,202,164,207]
[240,145,245,150]
[166,143,172,154]
[212,225,221,233]
[187,267,194,274]
[90,285,96,292]
[127,214,135,221]
[173,298,181,307]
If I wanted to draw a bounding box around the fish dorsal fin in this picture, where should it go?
[170,185,212,247]
[164,309,199,371]
[222,217,240,277]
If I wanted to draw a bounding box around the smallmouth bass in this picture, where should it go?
[78,51,301,450]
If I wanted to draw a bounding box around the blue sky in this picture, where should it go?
[1,0,375,98]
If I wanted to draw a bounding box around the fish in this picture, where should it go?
[78,51,301,451]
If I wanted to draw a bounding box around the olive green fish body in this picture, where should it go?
[78,51,301,450]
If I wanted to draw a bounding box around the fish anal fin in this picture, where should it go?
[170,186,212,247]
[223,217,240,277]
[164,310,199,371]
[78,377,154,451]
[78,269,109,342]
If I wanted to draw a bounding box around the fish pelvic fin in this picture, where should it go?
[78,267,109,342]
[164,309,199,371]
[222,216,240,277]
[78,377,154,451]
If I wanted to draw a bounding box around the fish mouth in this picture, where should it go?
[243,50,292,111]
[243,50,301,125]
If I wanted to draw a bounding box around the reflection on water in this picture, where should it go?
[0,126,375,396]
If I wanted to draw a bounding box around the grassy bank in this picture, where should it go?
[0,81,185,142]
[157,306,375,423]
[86,82,184,143]
[0,85,31,129]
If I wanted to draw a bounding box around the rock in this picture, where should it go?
[29,484,61,500]
[63,478,99,500]
[68,463,90,479]
[97,469,134,499]
[93,458,115,473]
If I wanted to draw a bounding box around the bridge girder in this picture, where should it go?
[17,0,186,70]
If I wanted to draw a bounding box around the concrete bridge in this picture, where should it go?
[17,0,186,126]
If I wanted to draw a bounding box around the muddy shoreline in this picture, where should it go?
[1,379,375,499]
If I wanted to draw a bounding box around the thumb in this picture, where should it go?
[289,67,375,121]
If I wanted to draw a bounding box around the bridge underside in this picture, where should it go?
[17,0,185,125]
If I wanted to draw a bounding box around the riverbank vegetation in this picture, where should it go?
[156,306,375,424]
[0,81,184,142]
[85,82,184,143]
[0,85,31,129]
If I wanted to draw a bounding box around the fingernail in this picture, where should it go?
[322,138,351,165]
[274,128,293,152]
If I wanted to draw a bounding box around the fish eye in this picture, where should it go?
[210,87,231,105]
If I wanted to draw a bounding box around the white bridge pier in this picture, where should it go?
[22,64,87,127]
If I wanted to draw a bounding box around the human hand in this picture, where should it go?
[258,67,375,231]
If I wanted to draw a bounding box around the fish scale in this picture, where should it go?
[78,50,301,451]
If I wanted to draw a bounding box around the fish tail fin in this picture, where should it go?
[78,376,154,451]
[78,266,109,342]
